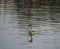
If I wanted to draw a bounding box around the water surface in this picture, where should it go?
[0,2,60,49]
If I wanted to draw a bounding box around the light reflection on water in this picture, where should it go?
[0,8,60,49]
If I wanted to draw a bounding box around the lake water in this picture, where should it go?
[0,2,60,49]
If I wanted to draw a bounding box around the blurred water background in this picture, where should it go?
[0,0,60,49]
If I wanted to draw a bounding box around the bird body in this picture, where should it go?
[29,30,36,36]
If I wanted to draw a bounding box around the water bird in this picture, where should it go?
[28,24,36,42]
[28,24,36,36]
